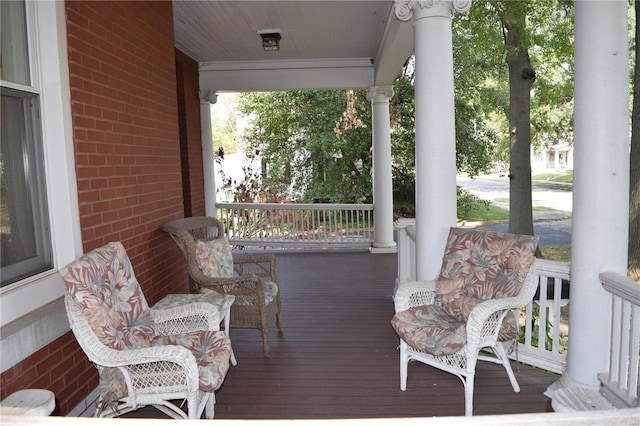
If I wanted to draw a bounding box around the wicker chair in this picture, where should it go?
[162,216,282,355]
[391,227,540,416]
[61,242,232,419]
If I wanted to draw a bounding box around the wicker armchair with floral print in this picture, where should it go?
[391,227,539,416]
[61,242,232,419]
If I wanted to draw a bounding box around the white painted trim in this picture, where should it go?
[0,2,81,329]
[199,58,374,91]
[200,58,373,71]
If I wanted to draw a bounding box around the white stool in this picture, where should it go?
[0,389,55,416]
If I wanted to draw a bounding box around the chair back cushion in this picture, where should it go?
[195,237,234,278]
[435,227,538,321]
[60,242,156,350]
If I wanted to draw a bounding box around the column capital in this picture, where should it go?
[199,90,218,105]
[395,0,471,21]
[367,86,394,102]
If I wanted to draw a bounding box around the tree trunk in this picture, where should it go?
[630,1,640,276]
[502,3,536,238]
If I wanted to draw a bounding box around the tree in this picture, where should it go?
[494,1,536,237]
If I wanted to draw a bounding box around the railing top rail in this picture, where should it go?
[218,202,373,211]
[600,271,640,305]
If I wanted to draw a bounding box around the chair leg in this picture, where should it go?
[464,373,475,416]
[399,340,409,391]
[494,343,520,392]
[261,327,270,356]
[205,392,215,419]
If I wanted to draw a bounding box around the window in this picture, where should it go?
[1,0,53,287]
[0,0,78,329]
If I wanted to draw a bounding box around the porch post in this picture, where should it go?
[548,0,630,401]
[395,0,470,279]
[368,86,397,253]
[200,90,217,217]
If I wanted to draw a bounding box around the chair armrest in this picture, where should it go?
[393,280,437,312]
[233,253,277,282]
[465,264,539,347]
[94,341,199,374]
[196,275,268,310]
[151,302,225,334]
[465,296,523,347]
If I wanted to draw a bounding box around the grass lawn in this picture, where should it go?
[459,202,509,222]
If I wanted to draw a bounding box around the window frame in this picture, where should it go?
[0,0,81,328]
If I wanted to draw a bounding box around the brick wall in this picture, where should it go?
[66,0,188,302]
[0,1,203,415]
[0,332,93,415]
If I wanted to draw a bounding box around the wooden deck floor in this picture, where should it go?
[126,249,558,420]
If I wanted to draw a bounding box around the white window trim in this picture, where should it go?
[0,1,82,328]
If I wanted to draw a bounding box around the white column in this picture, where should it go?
[550,0,630,397]
[368,86,397,253]
[200,90,217,217]
[396,0,470,280]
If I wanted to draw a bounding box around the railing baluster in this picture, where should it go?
[216,202,374,248]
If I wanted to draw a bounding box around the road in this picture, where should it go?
[456,175,572,246]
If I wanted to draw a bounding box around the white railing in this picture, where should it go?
[518,258,570,374]
[598,271,640,408]
[216,202,374,248]
[395,218,570,373]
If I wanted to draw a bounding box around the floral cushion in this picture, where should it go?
[152,330,232,391]
[153,292,235,314]
[200,281,279,306]
[95,330,232,411]
[195,238,234,278]
[391,304,520,356]
[435,227,538,322]
[391,304,467,356]
[61,242,156,350]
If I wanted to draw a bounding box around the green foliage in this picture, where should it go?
[237,90,372,203]
[456,186,492,221]
[453,0,575,161]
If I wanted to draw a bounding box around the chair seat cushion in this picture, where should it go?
[391,304,467,356]
[97,330,232,408]
[153,330,232,391]
[201,281,278,306]
[391,304,519,357]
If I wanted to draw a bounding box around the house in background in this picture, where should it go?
[531,144,574,172]
[0,0,632,419]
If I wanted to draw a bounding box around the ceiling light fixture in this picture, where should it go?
[258,29,281,51]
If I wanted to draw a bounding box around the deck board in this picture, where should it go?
[124,249,558,419]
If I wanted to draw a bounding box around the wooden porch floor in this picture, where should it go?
[126,249,558,419]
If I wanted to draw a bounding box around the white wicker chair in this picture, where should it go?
[391,227,540,416]
[61,242,232,419]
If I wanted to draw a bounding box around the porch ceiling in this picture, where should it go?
[173,0,414,92]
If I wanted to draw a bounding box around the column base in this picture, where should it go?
[370,242,397,254]
[544,374,601,412]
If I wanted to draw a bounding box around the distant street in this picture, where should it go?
[456,175,572,246]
